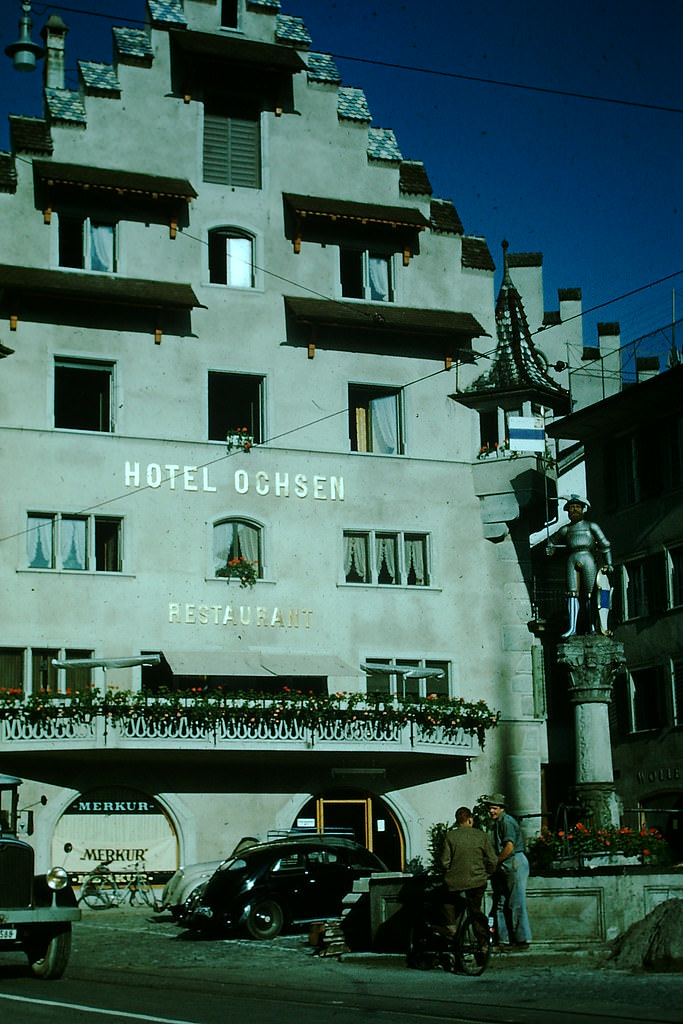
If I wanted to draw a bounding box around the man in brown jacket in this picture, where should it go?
[440,805,497,939]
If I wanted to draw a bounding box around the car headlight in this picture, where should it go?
[46,866,69,891]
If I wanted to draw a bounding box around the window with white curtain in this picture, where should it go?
[349,384,403,454]
[58,214,117,272]
[213,519,262,578]
[343,530,430,586]
[208,229,255,287]
[27,513,122,572]
[339,248,393,301]
[0,647,94,697]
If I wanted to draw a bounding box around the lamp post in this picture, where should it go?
[5,2,45,72]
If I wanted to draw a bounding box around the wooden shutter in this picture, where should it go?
[203,114,231,185]
[228,117,260,188]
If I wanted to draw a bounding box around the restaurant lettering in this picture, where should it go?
[169,604,312,628]
[124,463,344,500]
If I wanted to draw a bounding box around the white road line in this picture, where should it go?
[0,993,200,1023]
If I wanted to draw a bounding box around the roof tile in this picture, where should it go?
[275,14,311,47]
[9,115,53,154]
[338,87,371,123]
[399,161,432,196]
[79,61,121,94]
[113,27,154,63]
[430,198,463,235]
[368,128,402,163]
[306,52,341,84]
[44,90,87,126]
[461,236,495,271]
[147,1,187,26]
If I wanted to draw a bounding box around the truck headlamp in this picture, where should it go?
[46,866,69,891]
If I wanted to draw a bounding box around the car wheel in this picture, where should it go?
[26,927,71,980]
[245,899,284,940]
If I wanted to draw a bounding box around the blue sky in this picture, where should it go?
[1,0,681,359]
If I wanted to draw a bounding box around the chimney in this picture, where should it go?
[40,14,68,90]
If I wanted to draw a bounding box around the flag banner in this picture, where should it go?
[508,415,546,452]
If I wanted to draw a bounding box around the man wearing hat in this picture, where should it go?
[485,793,532,951]
[547,494,613,637]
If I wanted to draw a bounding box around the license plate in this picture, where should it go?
[0,928,17,940]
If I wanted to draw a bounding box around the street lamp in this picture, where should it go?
[5,2,45,72]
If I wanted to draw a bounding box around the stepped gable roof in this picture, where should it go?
[9,116,53,154]
[78,62,121,94]
[113,27,154,64]
[148,1,187,26]
[462,240,570,412]
[399,161,433,196]
[368,128,402,163]
[430,199,463,235]
[275,14,311,47]
[461,236,495,271]
[338,87,371,123]
[306,52,341,84]
[45,89,87,126]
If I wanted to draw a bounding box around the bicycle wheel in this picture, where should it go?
[80,872,116,909]
[457,913,489,976]
[131,872,155,907]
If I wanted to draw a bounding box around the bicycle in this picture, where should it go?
[406,876,491,977]
[78,861,155,910]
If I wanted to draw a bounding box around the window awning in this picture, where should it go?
[283,194,429,231]
[164,651,358,678]
[170,30,306,73]
[33,161,197,202]
[283,193,429,259]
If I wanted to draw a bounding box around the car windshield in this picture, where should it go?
[218,857,248,873]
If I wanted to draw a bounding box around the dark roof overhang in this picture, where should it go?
[546,364,683,440]
[284,295,487,361]
[33,161,197,202]
[452,383,571,416]
[170,29,306,73]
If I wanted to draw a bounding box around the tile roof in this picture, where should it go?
[113,27,154,63]
[399,161,433,196]
[306,52,341,85]
[368,128,402,163]
[275,14,311,47]
[79,62,121,94]
[0,153,17,193]
[147,1,187,26]
[9,116,53,154]
[430,199,464,235]
[461,236,495,271]
[463,241,570,411]
[44,89,87,126]
[338,87,371,123]
[248,0,281,9]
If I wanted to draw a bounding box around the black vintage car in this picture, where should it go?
[0,774,80,978]
[186,835,387,939]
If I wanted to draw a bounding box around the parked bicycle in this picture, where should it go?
[78,861,155,910]
[405,874,490,976]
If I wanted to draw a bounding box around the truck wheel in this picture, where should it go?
[27,927,72,980]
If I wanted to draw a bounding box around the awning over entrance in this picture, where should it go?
[163,651,358,678]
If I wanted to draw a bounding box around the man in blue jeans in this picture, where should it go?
[485,793,532,951]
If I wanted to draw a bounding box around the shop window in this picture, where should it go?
[213,518,262,579]
[348,384,403,454]
[203,100,261,188]
[340,249,393,301]
[27,513,122,572]
[363,657,449,699]
[208,229,254,287]
[59,215,116,272]
[343,530,430,586]
[208,371,263,442]
[54,358,113,433]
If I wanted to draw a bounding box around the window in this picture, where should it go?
[203,101,261,188]
[54,358,113,432]
[59,215,117,272]
[208,229,254,286]
[349,384,403,454]
[668,544,683,608]
[630,666,669,732]
[27,513,122,572]
[221,0,238,27]
[213,518,262,578]
[674,659,683,727]
[621,553,667,619]
[364,657,449,699]
[343,530,430,586]
[340,249,393,301]
[208,371,264,443]
[0,647,93,697]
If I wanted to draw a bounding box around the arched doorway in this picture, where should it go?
[294,789,404,870]
[52,786,178,884]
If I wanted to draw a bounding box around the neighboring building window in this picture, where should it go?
[668,543,683,608]
[203,101,261,188]
[349,384,403,454]
[213,518,262,578]
[0,648,24,692]
[59,215,117,272]
[621,553,667,620]
[208,371,263,443]
[27,513,122,572]
[221,0,238,27]
[662,413,683,490]
[674,659,683,727]
[54,358,113,432]
[629,665,669,732]
[343,530,430,586]
[364,657,449,698]
[208,229,254,286]
[340,249,393,301]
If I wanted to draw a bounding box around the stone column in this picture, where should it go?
[556,635,626,829]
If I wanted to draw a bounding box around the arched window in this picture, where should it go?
[213,518,262,579]
[208,228,254,287]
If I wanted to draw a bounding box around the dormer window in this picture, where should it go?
[59,215,116,273]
